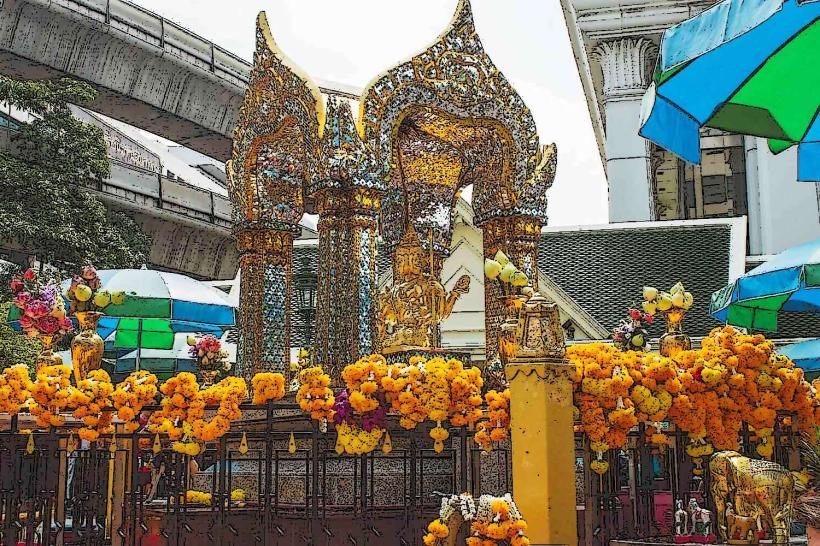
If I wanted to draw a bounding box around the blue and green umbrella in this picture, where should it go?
[777,339,820,380]
[72,269,236,350]
[640,0,820,181]
[8,269,235,348]
[710,238,820,331]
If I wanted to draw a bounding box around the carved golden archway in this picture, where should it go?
[226,12,325,382]
[359,0,557,357]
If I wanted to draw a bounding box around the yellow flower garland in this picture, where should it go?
[0,365,33,416]
[191,377,247,442]
[30,364,73,429]
[381,355,484,453]
[335,421,384,455]
[475,389,510,451]
[296,367,335,424]
[568,325,820,472]
[112,371,158,433]
[251,372,285,405]
[147,372,203,441]
[70,369,115,442]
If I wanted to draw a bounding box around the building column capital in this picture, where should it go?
[592,37,658,98]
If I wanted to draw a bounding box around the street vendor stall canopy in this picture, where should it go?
[639,0,820,181]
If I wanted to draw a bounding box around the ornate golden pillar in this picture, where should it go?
[481,215,543,360]
[311,96,383,378]
[226,12,325,384]
[313,188,381,377]
[507,292,577,546]
[235,229,296,381]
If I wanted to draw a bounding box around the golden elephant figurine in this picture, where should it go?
[709,451,794,545]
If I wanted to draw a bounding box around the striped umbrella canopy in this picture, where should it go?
[58,269,235,349]
[778,339,820,380]
[639,0,820,181]
[115,332,237,380]
[710,238,820,331]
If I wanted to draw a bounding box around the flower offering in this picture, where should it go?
[65,265,125,314]
[0,365,33,416]
[10,268,73,339]
[296,366,335,426]
[187,334,231,384]
[251,372,286,404]
[112,371,159,433]
[70,369,115,441]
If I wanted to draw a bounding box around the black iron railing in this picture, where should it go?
[0,403,511,546]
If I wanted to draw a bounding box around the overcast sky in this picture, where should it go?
[130,0,608,226]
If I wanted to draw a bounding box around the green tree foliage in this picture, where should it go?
[0,302,40,372]
[0,76,151,269]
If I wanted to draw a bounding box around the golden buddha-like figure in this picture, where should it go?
[377,225,470,353]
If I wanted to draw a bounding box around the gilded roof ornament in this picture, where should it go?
[308,95,384,196]
[358,0,557,226]
[226,12,325,232]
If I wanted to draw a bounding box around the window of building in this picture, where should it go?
[653,129,747,221]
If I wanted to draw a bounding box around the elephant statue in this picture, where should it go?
[709,451,795,545]
[726,502,761,544]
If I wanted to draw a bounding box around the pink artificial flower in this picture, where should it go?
[80,265,97,280]
[59,318,74,333]
[9,279,23,293]
[628,309,642,321]
[18,316,34,329]
[644,314,654,324]
[13,291,31,309]
[36,315,60,335]
[25,300,50,319]
[22,269,35,281]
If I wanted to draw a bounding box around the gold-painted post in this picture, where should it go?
[506,292,577,546]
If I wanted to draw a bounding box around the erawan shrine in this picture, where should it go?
[0,1,818,546]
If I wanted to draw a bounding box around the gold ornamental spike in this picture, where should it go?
[25,432,34,455]
[288,432,296,454]
[382,430,392,454]
[109,434,117,454]
[67,432,77,454]
[239,432,249,455]
[434,439,444,454]
[152,433,161,454]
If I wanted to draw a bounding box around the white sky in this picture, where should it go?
[129,0,608,226]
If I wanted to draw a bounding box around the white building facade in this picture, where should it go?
[560,0,820,256]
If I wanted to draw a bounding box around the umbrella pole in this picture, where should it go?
[135,320,142,371]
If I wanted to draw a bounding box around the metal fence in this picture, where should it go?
[0,403,511,546]
[574,414,802,546]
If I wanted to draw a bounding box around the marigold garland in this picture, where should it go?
[568,325,820,472]
[251,372,285,405]
[382,356,484,453]
[342,354,388,414]
[296,367,335,425]
[335,421,384,455]
[147,372,203,441]
[475,389,510,451]
[29,364,73,428]
[112,371,158,433]
[191,377,247,442]
[468,495,530,546]
[70,369,115,442]
[423,493,530,546]
[333,355,390,454]
[382,359,426,430]
[0,365,33,416]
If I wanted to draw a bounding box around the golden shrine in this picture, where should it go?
[225,4,575,542]
[226,0,558,383]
